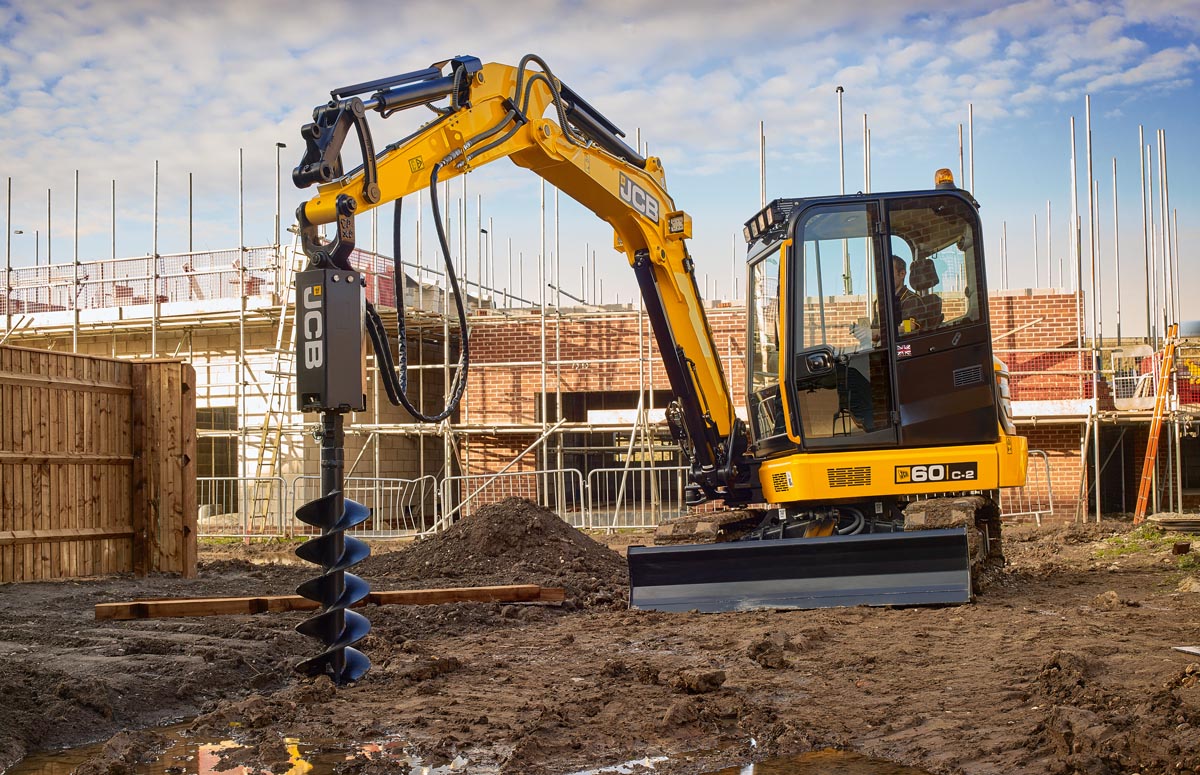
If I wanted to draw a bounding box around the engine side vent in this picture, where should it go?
[827,466,871,488]
[771,471,794,492]
[953,364,984,388]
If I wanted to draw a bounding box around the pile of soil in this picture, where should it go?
[360,497,629,608]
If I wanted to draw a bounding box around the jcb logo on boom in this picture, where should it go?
[302,285,324,369]
[619,174,660,223]
[895,462,978,484]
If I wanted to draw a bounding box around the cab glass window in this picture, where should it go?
[886,196,984,337]
[746,250,782,439]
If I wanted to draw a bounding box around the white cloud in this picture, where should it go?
[951,29,1000,60]
[0,0,1196,278]
[1086,44,1200,90]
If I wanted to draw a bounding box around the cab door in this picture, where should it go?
[883,194,999,447]
[782,200,898,450]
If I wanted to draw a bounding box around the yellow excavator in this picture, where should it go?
[291,55,1027,621]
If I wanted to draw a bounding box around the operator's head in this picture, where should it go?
[891,255,907,291]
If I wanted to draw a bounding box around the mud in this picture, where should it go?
[1,500,1198,774]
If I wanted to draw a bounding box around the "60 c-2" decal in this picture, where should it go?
[895,462,978,484]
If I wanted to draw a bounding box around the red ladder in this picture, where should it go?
[1134,324,1179,524]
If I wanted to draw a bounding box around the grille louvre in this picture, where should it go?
[771,472,793,492]
[953,364,984,388]
[827,466,871,488]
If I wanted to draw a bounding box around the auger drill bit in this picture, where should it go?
[294,412,372,683]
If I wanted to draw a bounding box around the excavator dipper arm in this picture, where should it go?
[294,55,753,502]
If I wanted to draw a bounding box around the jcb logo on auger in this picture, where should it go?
[302,285,324,369]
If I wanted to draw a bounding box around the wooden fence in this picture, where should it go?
[0,345,197,581]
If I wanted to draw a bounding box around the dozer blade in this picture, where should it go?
[627,527,971,612]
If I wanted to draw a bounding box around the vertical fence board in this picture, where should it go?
[20,350,32,579]
[1,348,11,581]
[130,363,149,577]
[180,364,198,576]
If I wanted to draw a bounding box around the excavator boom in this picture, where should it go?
[295,55,749,502]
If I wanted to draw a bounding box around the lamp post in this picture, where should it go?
[13,229,38,266]
[275,142,287,252]
[479,227,489,304]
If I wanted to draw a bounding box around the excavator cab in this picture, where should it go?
[748,189,998,456]
[627,184,1027,612]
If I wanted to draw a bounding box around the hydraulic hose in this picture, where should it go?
[365,163,471,423]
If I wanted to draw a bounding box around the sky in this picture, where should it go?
[1,0,1198,336]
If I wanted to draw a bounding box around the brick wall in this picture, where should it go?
[465,291,1094,520]
[466,291,1085,421]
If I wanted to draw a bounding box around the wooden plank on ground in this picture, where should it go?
[369,584,544,606]
[94,584,566,620]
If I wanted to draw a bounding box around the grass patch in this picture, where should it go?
[1093,524,1177,559]
[1095,527,1200,572]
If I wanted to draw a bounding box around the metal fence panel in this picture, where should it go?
[197,477,287,537]
[999,449,1055,526]
[290,475,438,538]
[586,465,690,529]
[437,469,587,531]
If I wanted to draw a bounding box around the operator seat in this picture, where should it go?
[906,257,943,331]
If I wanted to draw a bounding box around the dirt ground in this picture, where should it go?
[1,498,1199,775]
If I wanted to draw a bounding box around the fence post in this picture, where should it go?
[130,360,197,577]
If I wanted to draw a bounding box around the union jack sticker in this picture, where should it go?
[897,343,912,358]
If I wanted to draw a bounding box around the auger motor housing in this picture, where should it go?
[296,268,367,413]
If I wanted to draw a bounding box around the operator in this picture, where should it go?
[838,255,925,433]
[848,255,930,346]
[891,255,932,336]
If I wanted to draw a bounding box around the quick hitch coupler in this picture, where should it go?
[293,266,372,684]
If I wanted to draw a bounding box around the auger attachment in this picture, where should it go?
[292,266,371,684]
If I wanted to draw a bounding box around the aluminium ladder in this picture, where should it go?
[248,237,305,530]
[1134,324,1178,524]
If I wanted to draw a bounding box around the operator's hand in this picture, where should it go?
[849,322,871,347]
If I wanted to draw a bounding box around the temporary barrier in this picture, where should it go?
[586,465,690,529]
[291,475,438,538]
[998,449,1056,526]
[197,476,288,537]
[437,469,587,531]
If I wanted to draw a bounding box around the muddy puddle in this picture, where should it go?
[701,749,933,773]
[6,734,472,775]
[10,739,931,775]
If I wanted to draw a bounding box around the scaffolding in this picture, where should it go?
[3,228,1197,532]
